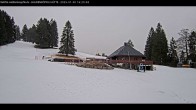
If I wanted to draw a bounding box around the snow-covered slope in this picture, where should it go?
[0,41,196,103]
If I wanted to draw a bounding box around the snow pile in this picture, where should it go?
[0,41,196,103]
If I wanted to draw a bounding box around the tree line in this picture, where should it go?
[0,10,16,46]
[144,23,196,67]
[0,10,59,49]
[19,18,58,48]
[20,18,77,55]
[0,9,76,56]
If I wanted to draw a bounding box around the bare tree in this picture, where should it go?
[178,29,190,62]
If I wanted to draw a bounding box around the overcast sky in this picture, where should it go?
[1,6,196,55]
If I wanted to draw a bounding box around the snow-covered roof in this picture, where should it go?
[75,52,107,60]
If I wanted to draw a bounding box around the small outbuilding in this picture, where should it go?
[49,54,83,64]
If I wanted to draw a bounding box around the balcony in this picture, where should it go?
[107,59,153,65]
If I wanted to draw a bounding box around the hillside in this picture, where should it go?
[0,41,196,103]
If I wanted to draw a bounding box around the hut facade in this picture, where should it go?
[107,42,153,70]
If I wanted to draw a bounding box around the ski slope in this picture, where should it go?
[0,41,196,103]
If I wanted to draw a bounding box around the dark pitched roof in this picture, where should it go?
[108,43,145,58]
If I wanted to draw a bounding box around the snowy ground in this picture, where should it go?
[0,41,196,103]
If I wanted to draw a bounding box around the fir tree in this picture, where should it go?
[5,17,15,43]
[36,18,51,48]
[188,31,196,62]
[102,53,107,57]
[21,24,28,42]
[151,23,168,65]
[168,37,178,67]
[180,51,185,63]
[32,24,38,44]
[26,24,37,43]
[15,25,21,41]
[50,19,58,47]
[59,20,76,55]
[0,11,7,46]
[0,10,16,45]
[127,39,134,47]
[96,53,101,56]
[35,18,58,48]
[144,27,154,60]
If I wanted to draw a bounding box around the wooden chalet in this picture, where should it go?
[107,42,153,70]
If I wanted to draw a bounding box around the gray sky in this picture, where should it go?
[1,6,196,55]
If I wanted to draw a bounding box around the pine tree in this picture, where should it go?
[102,53,107,57]
[11,17,16,43]
[0,10,16,45]
[59,20,76,56]
[127,39,134,47]
[5,17,15,43]
[160,29,169,65]
[36,18,51,48]
[32,24,38,44]
[0,11,7,46]
[26,24,37,43]
[96,53,101,56]
[15,25,21,41]
[35,18,58,48]
[21,24,28,42]
[144,27,154,60]
[50,19,58,47]
[168,37,178,67]
[151,24,160,64]
[151,23,168,65]
[188,31,196,62]
[180,50,185,63]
